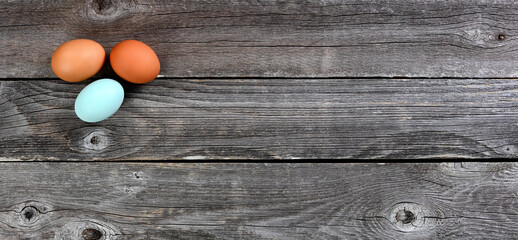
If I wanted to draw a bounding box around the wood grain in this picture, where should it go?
[2,78,518,160]
[0,162,517,239]
[2,0,518,78]
[3,1,517,239]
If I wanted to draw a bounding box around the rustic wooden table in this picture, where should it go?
[2,1,518,239]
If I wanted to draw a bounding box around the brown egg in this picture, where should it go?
[110,40,160,84]
[51,39,105,82]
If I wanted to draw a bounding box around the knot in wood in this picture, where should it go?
[83,130,109,151]
[14,201,51,228]
[90,136,101,145]
[85,0,127,21]
[498,33,506,41]
[90,0,116,16]
[498,145,518,155]
[56,218,121,239]
[386,202,439,233]
[20,206,38,223]
[82,228,103,240]
[395,209,415,224]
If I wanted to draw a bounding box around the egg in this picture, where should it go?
[51,39,105,82]
[75,79,124,123]
[110,40,160,84]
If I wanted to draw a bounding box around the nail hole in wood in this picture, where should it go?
[82,228,103,240]
[498,33,506,41]
[396,209,416,224]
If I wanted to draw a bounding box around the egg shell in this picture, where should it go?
[75,79,124,123]
[51,39,105,83]
[110,40,160,84]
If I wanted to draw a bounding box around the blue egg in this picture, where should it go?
[75,78,124,123]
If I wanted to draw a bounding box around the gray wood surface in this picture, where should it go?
[3,78,518,160]
[2,0,518,239]
[2,0,518,78]
[0,162,517,239]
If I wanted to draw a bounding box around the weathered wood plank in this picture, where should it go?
[0,162,517,239]
[2,0,518,78]
[1,78,518,160]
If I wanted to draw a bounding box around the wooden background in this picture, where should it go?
[2,0,518,239]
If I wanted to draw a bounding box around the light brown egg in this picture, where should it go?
[110,40,160,84]
[51,39,105,82]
